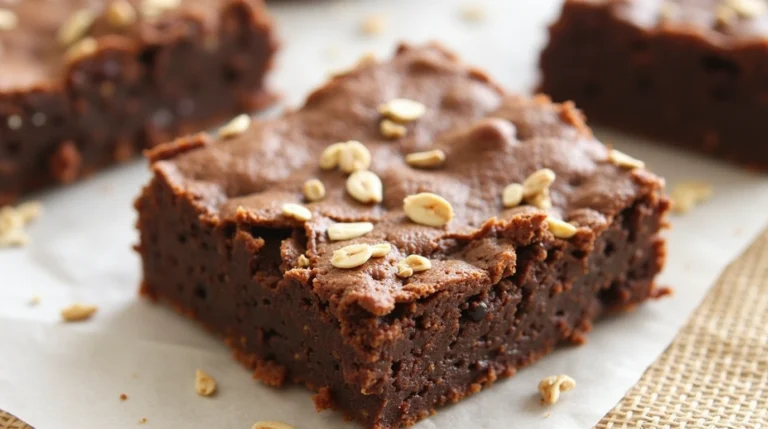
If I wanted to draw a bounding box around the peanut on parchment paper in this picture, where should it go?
[194,369,217,397]
[538,374,576,405]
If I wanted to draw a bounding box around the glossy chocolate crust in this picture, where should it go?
[136,44,669,428]
[0,0,276,204]
[539,0,768,171]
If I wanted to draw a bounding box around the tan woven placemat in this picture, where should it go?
[597,229,768,428]
[0,411,30,429]
[3,230,767,429]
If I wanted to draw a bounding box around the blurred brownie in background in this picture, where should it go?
[540,0,768,171]
[0,0,277,205]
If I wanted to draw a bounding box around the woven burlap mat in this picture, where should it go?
[0,412,29,429]
[3,230,767,429]
[596,228,768,428]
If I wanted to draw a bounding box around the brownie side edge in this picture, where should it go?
[136,162,389,425]
[136,158,669,429]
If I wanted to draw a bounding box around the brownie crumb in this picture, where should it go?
[538,374,576,405]
[252,361,287,387]
[138,417,148,425]
[651,286,674,299]
[61,304,98,322]
[312,387,334,411]
[670,181,713,214]
[120,393,128,401]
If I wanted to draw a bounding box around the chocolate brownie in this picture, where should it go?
[0,0,276,205]
[539,0,768,171]
[136,43,669,428]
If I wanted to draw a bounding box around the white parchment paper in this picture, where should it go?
[2,1,767,428]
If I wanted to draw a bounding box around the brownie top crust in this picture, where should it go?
[576,0,768,42]
[0,0,270,90]
[149,43,664,317]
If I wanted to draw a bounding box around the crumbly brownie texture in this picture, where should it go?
[539,0,768,171]
[0,0,276,204]
[136,44,669,428]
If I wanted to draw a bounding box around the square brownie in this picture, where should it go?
[0,0,276,205]
[539,0,768,170]
[136,43,669,428]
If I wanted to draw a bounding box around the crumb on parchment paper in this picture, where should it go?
[538,374,576,405]
[0,201,42,247]
[670,181,713,214]
[28,294,41,306]
[60,303,98,322]
[360,14,387,36]
[459,3,487,22]
[195,369,217,397]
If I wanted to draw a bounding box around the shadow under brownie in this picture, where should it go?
[0,0,277,205]
[136,43,670,428]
